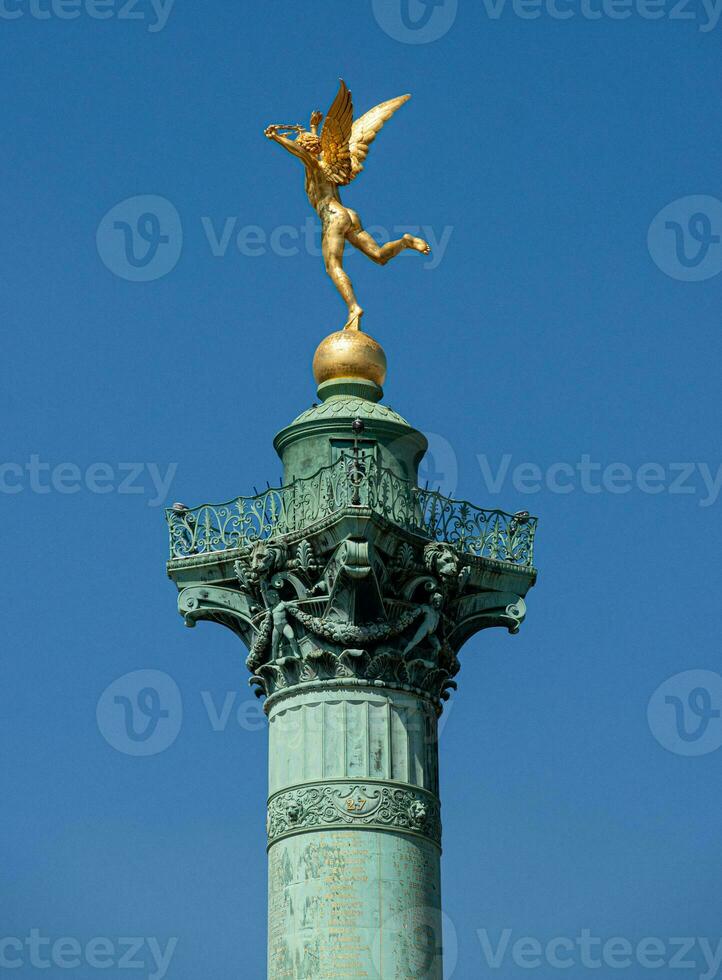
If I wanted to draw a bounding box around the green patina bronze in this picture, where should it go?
[165,381,538,978]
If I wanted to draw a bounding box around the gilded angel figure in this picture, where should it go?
[265,80,430,331]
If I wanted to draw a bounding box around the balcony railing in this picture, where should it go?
[166,454,537,567]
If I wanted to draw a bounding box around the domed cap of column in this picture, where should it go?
[312,328,387,396]
[274,328,426,487]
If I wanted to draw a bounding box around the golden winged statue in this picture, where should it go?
[265,80,430,331]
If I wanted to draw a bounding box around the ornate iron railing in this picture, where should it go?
[166,454,537,566]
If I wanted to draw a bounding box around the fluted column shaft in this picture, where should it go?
[266,685,443,980]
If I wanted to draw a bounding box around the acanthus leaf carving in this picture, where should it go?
[181,522,529,707]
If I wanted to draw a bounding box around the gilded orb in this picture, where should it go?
[313,330,387,387]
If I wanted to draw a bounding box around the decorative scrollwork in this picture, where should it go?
[171,460,534,709]
[166,454,537,567]
[266,782,442,846]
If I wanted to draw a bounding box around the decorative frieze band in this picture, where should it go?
[266,780,442,848]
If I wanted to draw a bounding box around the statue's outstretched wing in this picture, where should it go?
[319,82,411,186]
[349,93,411,181]
[320,80,354,185]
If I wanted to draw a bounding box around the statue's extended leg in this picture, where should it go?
[347,224,431,264]
[321,209,363,331]
[271,626,282,661]
[283,624,301,659]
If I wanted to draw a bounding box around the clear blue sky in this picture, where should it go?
[3,2,722,978]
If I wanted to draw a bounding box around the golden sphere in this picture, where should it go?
[313,330,387,387]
